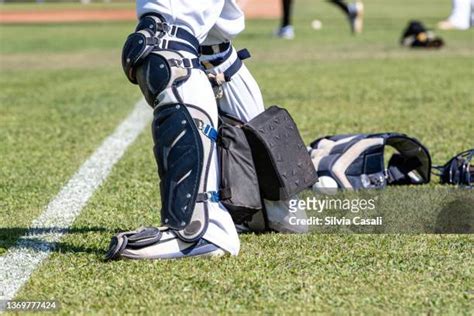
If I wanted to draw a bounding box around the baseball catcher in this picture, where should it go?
[106,0,317,260]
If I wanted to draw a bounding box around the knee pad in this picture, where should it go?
[122,14,200,107]
[135,51,191,107]
[122,28,159,84]
[152,103,218,242]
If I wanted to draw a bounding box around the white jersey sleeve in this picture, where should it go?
[203,0,245,45]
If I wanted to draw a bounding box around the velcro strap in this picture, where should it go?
[223,58,243,81]
[174,27,200,53]
[126,227,162,249]
[237,49,251,60]
[208,58,243,87]
[214,49,249,85]
[167,57,201,69]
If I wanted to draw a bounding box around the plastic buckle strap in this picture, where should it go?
[208,191,220,203]
[205,191,221,203]
[145,36,160,46]
[196,191,221,203]
[156,22,171,34]
[202,124,218,142]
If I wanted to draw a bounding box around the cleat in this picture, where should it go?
[104,227,227,260]
[275,25,295,39]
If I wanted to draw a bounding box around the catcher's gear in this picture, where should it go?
[122,13,201,106]
[122,13,199,84]
[244,106,318,200]
[217,107,318,223]
[433,149,473,187]
[309,133,431,190]
[401,20,444,48]
[135,50,199,106]
[104,227,225,260]
[152,103,221,242]
[218,118,262,224]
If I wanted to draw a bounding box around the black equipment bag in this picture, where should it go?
[218,120,263,224]
[243,106,318,200]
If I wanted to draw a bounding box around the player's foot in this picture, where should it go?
[437,20,461,30]
[104,227,226,260]
[348,1,364,34]
[275,25,295,39]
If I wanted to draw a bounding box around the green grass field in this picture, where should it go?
[1,0,473,314]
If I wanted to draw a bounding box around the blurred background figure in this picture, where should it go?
[438,0,474,30]
[276,0,295,39]
[327,0,364,33]
[275,0,364,39]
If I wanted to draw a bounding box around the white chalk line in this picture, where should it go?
[0,99,151,307]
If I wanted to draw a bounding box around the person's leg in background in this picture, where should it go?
[438,0,474,30]
[327,0,364,34]
[276,0,295,39]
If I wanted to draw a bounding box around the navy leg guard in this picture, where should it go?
[152,103,218,242]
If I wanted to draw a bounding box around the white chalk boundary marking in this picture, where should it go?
[0,99,150,307]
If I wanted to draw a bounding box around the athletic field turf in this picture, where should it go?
[1,0,473,314]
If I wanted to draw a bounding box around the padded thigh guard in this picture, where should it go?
[152,103,216,242]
